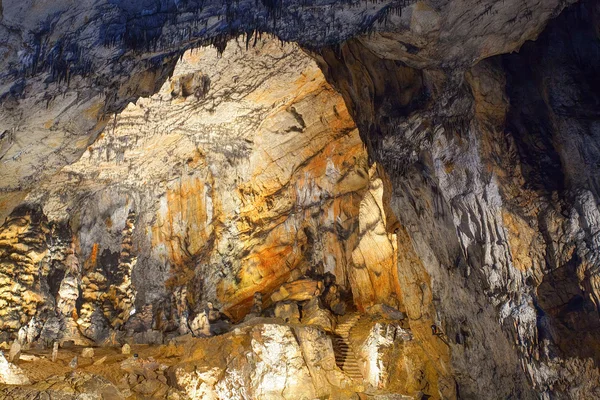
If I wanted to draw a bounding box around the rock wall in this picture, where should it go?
[0,37,377,342]
[0,34,452,399]
[2,0,600,399]
[0,206,49,338]
[310,1,600,398]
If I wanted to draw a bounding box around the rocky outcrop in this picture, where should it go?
[77,208,137,342]
[351,164,402,311]
[171,321,424,399]
[0,352,30,385]
[171,324,319,399]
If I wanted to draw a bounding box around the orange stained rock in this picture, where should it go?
[151,175,215,267]
[222,89,367,318]
[219,242,300,321]
[270,279,322,302]
[244,59,324,106]
[351,165,402,311]
[501,210,537,272]
[87,243,99,270]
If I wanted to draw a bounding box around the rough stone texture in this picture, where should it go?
[294,326,356,396]
[351,164,402,311]
[171,324,321,399]
[169,322,424,399]
[250,324,316,399]
[0,38,374,347]
[0,206,49,338]
[0,351,30,385]
[2,324,420,398]
[1,0,600,399]
[312,1,600,398]
[0,372,123,399]
[356,322,412,389]
[0,0,574,222]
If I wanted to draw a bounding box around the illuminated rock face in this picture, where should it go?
[0,206,49,338]
[310,3,600,398]
[0,37,452,399]
[2,0,600,399]
[351,164,401,311]
[166,322,416,399]
[0,38,371,338]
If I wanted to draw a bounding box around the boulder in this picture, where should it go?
[81,347,95,358]
[209,319,231,336]
[250,324,317,399]
[189,312,211,337]
[0,351,30,385]
[172,367,223,400]
[270,279,323,303]
[274,301,301,323]
[357,322,412,389]
[301,297,335,332]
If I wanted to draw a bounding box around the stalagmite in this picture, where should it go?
[51,342,58,362]
[8,341,21,362]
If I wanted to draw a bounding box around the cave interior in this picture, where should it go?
[1,0,600,399]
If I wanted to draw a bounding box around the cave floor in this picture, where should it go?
[1,314,416,399]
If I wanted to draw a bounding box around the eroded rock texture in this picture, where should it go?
[311,1,600,398]
[0,206,49,337]
[0,0,573,221]
[2,0,600,399]
[1,38,374,339]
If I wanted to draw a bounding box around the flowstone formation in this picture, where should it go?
[2,0,600,399]
[0,37,432,399]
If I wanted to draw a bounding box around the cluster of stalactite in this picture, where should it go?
[78,209,137,342]
[0,206,49,340]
